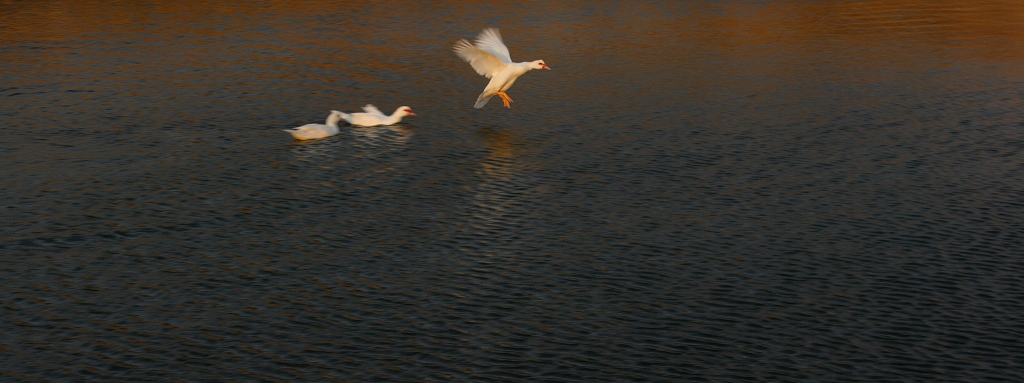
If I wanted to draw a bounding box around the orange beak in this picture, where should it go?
[542,64,551,70]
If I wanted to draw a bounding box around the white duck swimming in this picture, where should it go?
[453,28,550,109]
[283,111,343,140]
[340,105,416,127]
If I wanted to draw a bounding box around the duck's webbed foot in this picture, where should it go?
[497,91,513,108]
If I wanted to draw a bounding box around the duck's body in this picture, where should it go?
[283,111,343,140]
[453,28,550,109]
[341,105,416,127]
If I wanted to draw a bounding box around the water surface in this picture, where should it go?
[3,0,1024,381]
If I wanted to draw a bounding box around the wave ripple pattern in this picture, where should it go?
[2,1,1024,382]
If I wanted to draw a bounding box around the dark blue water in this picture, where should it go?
[3,0,1024,381]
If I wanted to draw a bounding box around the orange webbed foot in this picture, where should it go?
[497,92,513,108]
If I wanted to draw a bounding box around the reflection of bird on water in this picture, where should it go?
[468,126,528,218]
[455,126,538,257]
[454,28,551,109]
[282,111,343,140]
[348,124,415,160]
[340,104,416,127]
[289,136,345,165]
[477,126,518,163]
[288,125,413,164]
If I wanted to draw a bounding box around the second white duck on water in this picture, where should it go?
[283,110,344,140]
[453,28,550,109]
[340,105,416,127]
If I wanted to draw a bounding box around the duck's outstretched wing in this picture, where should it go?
[454,28,511,78]
[474,28,511,63]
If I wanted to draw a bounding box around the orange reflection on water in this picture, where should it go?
[4,0,1023,54]
[3,0,1023,116]
[675,0,1024,62]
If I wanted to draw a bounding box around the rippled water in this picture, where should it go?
[3,0,1024,381]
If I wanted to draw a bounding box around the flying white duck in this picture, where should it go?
[339,105,416,127]
[453,28,550,109]
[283,111,344,140]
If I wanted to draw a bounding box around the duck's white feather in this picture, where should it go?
[474,28,512,63]
[340,106,415,127]
[361,104,385,116]
[283,111,342,140]
[475,63,531,108]
[453,39,508,79]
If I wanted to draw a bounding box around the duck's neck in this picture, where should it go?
[514,62,534,73]
[385,111,405,124]
[326,114,342,127]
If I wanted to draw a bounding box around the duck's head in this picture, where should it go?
[530,60,551,70]
[396,106,416,117]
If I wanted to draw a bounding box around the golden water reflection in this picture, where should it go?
[4,0,1023,62]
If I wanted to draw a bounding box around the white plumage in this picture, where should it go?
[282,111,344,140]
[340,105,416,127]
[282,106,416,140]
[453,28,550,109]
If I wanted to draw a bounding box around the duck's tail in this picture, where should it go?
[335,111,352,123]
[474,93,493,109]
